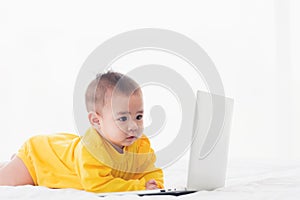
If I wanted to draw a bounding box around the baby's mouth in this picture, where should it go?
[126,136,136,140]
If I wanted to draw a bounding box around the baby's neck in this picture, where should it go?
[96,129,125,153]
[101,135,124,153]
[109,142,124,154]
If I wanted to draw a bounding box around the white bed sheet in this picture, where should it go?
[1,158,300,200]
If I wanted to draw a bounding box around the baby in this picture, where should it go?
[0,71,164,192]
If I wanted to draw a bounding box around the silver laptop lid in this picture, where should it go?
[187,90,234,190]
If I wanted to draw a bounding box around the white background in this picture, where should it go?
[0,0,299,163]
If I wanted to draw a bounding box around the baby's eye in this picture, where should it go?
[136,115,143,120]
[118,116,128,122]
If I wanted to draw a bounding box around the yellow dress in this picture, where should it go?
[16,127,164,192]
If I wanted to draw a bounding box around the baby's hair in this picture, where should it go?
[85,71,141,112]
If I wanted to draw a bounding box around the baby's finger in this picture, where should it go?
[148,179,157,185]
[147,184,158,190]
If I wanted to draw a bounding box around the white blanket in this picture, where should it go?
[1,159,300,200]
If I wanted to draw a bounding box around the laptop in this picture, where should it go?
[97,90,234,197]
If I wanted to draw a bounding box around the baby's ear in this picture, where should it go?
[88,111,101,127]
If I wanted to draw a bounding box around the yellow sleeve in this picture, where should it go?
[74,145,146,193]
[136,136,164,189]
[141,168,164,189]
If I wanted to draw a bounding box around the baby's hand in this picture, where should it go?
[146,179,158,190]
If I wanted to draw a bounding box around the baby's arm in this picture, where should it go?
[78,168,147,192]
[141,167,164,189]
[136,136,164,189]
[75,146,148,192]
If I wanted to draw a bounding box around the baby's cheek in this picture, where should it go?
[114,122,126,132]
[138,127,144,135]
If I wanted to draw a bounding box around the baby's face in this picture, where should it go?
[98,90,144,149]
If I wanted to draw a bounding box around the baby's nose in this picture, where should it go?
[127,120,138,132]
